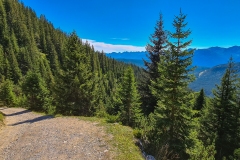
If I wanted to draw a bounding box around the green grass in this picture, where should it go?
[0,112,4,122]
[78,116,105,122]
[105,123,144,160]
[0,112,5,128]
[78,116,143,160]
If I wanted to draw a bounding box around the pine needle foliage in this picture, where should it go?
[150,10,195,158]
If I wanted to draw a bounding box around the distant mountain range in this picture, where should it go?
[106,46,240,68]
[106,46,240,96]
[193,46,240,67]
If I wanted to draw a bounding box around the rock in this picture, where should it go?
[104,149,108,153]
[146,155,156,160]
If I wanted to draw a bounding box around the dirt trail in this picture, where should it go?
[0,107,113,160]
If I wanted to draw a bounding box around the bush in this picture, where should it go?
[234,148,240,159]
[46,105,56,115]
[133,128,142,139]
[15,95,27,108]
[106,114,119,123]
[0,79,16,107]
[95,109,108,118]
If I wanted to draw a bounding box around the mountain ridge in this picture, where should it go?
[106,46,240,68]
[106,46,240,96]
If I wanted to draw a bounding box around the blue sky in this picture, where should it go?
[21,0,240,52]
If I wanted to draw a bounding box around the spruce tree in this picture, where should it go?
[144,13,167,80]
[203,57,240,159]
[22,71,52,113]
[193,88,205,111]
[107,78,122,115]
[0,0,8,46]
[8,49,22,83]
[150,11,195,158]
[119,67,142,128]
[54,32,94,116]
[0,79,16,106]
[140,13,167,115]
[0,45,5,80]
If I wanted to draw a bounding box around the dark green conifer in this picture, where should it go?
[0,79,16,106]
[119,67,142,128]
[140,13,167,115]
[150,11,195,158]
[0,45,5,80]
[194,88,205,111]
[203,57,240,159]
[0,0,8,46]
[54,32,94,116]
[22,71,52,113]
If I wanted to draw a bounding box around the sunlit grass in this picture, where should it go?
[105,123,144,160]
[0,112,5,128]
[78,116,144,160]
[0,112,4,122]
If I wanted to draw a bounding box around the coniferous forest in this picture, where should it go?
[0,1,239,159]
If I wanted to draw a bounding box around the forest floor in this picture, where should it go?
[0,107,118,160]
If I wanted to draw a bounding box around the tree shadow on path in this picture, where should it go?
[10,115,53,126]
[5,110,31,116]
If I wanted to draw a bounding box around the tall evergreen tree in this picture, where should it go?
[54,32,95,116]
[119,67,142,128]
[140,13,167,115]
[150,11,195,158]
[0,45,5,80]
[0,0,8,46]
[8,49,22,83]
[202,57,240,159]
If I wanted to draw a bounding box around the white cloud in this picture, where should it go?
[82,39,145,53]
[111,38,130,41]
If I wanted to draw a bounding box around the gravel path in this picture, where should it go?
[0,107,113,160]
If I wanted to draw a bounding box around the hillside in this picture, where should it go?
[0,0,144,116]
[190,63,240,96]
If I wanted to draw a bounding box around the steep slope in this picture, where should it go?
[0,0,144,116]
